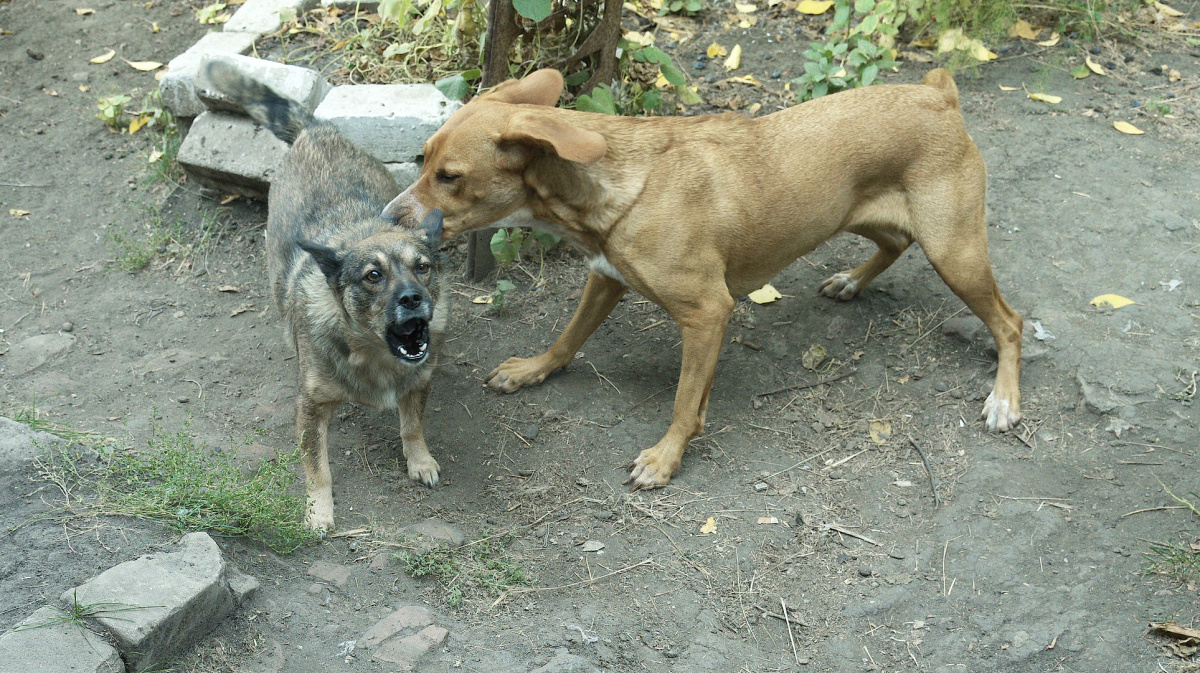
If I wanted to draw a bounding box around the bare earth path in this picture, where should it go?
[2,2,1199,671]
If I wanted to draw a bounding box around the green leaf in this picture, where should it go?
[461,68,482,81]
[531,231,561,249]
[379,0,413,21]
[813,80,829,98]
[832,41,848,55]
[640,46,669,64]
[495,279,516,293]
[435,74,473,100]
[670,0,683,10]
[829,4,850,31]
[563,69,590,86]
[675,85,702,105]
[576,86,616,114]
[512,0,552,21]
[854,0,874,13]
[490,230,519,267]
[684,0,701,11]
[858,13,878,34]
[641,88,663,112]
[660,61,686,86]
[860,63,878,86]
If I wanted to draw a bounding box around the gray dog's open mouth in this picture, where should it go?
[387,318,430,363]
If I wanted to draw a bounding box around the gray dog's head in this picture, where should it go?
[300,210,444,365]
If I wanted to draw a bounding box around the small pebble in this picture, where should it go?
[763,53,773,60]
[828,469,843,480]
[704,74,715,83]
[770,70,782,79]
[522,425,539,439]
[1124,53,1135,63]
[754,482,769,491]
[888,551,906,560]
[696,53,708,62]
[858,566,872,577]
[61,321,74,333]
[795,512,805,526]
[933,381,949,392]
[693,61,707,70]
[1090,45,1101,54]
[1131,99,1142,108]
[178,396,190,404]
[949,389,963,399]
[897,498,907,506]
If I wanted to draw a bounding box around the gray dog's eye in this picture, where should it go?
[364,269,383,283]
[414,262,430,274]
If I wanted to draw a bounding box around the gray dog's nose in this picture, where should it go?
[398,289,423,310]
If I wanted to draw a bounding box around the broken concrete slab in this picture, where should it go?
[4,332,75,376]
[197,53,331,116]
[159,31,258,119]
[359,605,435,649]
[397,518,465,552]
[531,649,603,673]
[385,162,420,191]
[314,84,459,164]
[224,0,316,35]
[178,110,290,199]
[61,532,256,672]
[0,606,125,673]
[372,624,448,669]
[306,561,352,590]
[0,416,65,466]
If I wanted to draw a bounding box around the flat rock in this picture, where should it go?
[385,162,420,190]
[61,532,256,672]
[159,31,258,118]
[197,53,331,117]
[224,0,316,35]
[940,316,985,343]
[5,333,75,375]
[306,560,352,589]
[531,648,603,673]
[1076,373,1132,414]
[397,518,465,552]
[359,605,435,649]
[0,416,65,465]
[372,624,448,669]
[0,606,125,673]
[314,84,459,164]
[322,0,380,8]
[177,110,290,199]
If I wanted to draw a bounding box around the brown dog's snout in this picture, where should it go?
[382,189,425,225]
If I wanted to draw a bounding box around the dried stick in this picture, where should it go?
[756,368,857,398]
[907,435,942,508]
[782,597,800,665]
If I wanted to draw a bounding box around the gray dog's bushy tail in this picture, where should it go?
[203,59,312,144]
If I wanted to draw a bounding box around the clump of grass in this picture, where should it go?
[12,589,155,632]
[108,207,224,272]
[35,418,322,554]
[1145,537,1200,583]
[396,538,533,609]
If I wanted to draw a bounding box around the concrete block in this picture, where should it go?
[322,0,380,9]
[225,0,316,35]
[397,518,465,552]
[306,561,352,590]
[159,31,258,119]
[385,162,420,190]
[373,624,448,669]
[61,532,256,672]
[0,416,65,466]
[178,111,290,200]
[359,606,435,649]
[0,606,125,673]
[314,84,459,164]
[3,333,75,376]
[197,54,331,116]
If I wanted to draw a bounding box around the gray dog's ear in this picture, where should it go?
[298,241,343,281]
[417,209,444,248]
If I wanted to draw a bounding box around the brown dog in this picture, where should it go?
[382,68,1022,490]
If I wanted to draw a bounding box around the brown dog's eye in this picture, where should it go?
[364,269,383,283]
[414,262,430,274]
[435,170,461,184]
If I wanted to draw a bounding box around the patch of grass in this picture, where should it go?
[35,418,322,554]
[108,207,224,272]
[1145,537,1200,583]
[396,537,533,609]
[12,589,155,632]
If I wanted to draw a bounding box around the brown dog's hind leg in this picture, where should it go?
[486,271,627,393]
[626,293,734,490]
[398,380,440,487]
[920,222,1023,432]
[296,393,338,531]
[819,226,913,301]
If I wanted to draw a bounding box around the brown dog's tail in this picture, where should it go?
[922,68,960,108]
[203,58,312,144]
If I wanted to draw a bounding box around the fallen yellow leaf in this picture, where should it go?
[78,84,90,92]
[707,42,727,58]
[622,30,654,47]
[128,115,151,134]
[936,28,963,54]
[998,84,1019,91]
[148,148,163,164]
[869,419,892,445]
[76,7,95,15]
[735,2,756,12]
[970,41,998,61]
[152,21,159,33]
[727,74,763,86]
[723,44,742,71]
[737,16,755,28]
[471,295,494,304]
[1154,1,1184,16]
[1090,294,1135,309]
[1113,120,1144,135]
[757,516,780,524]
[1168,69,1181,83]
[9,209,31,218]
[220,194,240,205]
[910,36,937,48]
[1009,19,1040,40]
[1085,56,1105,75]
[796,0,833,14]
[1028,92,1062,104]
[124,59,162,71]
[1036,32,1060,47]
[748,283,781,304]
[699,517,717,535]
[90,49,116,64]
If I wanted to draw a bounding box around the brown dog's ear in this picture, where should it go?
[480,69,564,107]
[499,110,606,165]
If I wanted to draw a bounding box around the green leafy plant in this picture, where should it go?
[396,537,533,608]
[435,67,482,100]
[793,0,906,101]
[490,279,516,310]
[195,2,229,24]
[12,590,154,632]
[660,0,702,16]
[577,39,696,115]
[95,94,131,130]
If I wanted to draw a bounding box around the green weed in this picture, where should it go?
[95,94,132,130]
[395,538,533,608]
[11,589,155,632]
[1145,537,1200,583]
[108,208,223,272]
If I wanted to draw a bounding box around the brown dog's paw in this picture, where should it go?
[818,272,860,301]
[306,497,335,533]
[624,447,681,490]
[981,391,1021,432]
[407,454,441,487]
[485,356,552,393]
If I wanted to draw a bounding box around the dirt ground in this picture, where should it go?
[3,1,1200,671]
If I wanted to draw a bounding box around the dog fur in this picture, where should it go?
[382,67,1022,490]
[205,59,449,529]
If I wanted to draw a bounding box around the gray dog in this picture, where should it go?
[205,60,448,531]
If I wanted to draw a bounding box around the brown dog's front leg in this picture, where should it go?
[626,295,734,489]
[398,380,440,487]
[486,271,627,393]
[296,393,337,531]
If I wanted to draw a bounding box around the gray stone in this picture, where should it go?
[398,518,465,552]
[61,532,255,672]
[1149,209,1189,232]
[306,561,352,589]
[0,416,65,465]
[314,84,459,164]
[159,31,258,118]
[359,605,434,649]
[4,333,75,375]
[1076,373,1132,414]
[322,0,380,9]
[940,316,985,343]
[178,111,290,200]
[197,54,331,116]
[373,624,448,669]
[225,0,316,35]
[0,606,124,673]
[531,648,603,673]
[385,162,421,190]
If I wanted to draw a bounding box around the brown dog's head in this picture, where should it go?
[381,69,607,240]
[300,210,445,364]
